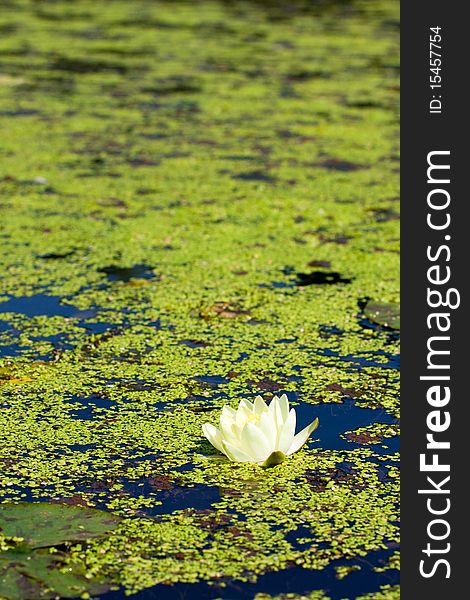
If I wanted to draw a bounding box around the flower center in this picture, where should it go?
[246,413,260,424]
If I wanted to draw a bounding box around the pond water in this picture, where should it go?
[0,0,399,598]
[0,294,95,319]
[104,548,398,600]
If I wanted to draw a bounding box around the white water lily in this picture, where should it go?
[202,394,319,467]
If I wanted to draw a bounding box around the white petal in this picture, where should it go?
[220,412,240,444]
[239,399,253,411]
[269,395,285,431]
[202,423,226,455]
[277,394,289,422]
[240,422,272,463]
[277,408,296,454]
[221,405,236,420]
[229,421,244,443]
[257,409,277,449]
[220,406,236,433]
[286,418,319,455]
[253,395,268,415]
[235,403,253,428]
[222,440,256,463]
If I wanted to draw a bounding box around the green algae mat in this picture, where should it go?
[0,1,399,598]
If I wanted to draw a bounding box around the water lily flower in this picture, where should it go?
[202,394,319,467]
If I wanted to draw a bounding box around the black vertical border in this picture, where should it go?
[401,2,466,598]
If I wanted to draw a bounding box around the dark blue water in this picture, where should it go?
[0,341,26,358]
[81,321,119,334]
[293,398,398,453]
[65,394,116,419]
[0,319,14,333]
[195,375,230,386]
[0,295,135,357]
[118,481,220,517]
[101,547,399,600]
[316,348,400,371]
[0,294,93,318]
[358,317,400,343]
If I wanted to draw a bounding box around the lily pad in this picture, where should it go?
[0,502,121,548]
[0,549,108,599]
[364,301,400,330]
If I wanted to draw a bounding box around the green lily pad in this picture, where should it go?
[0,502,121,548]
[0,549,108,599]
[0,565,42,600]
[364,301,400,330]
